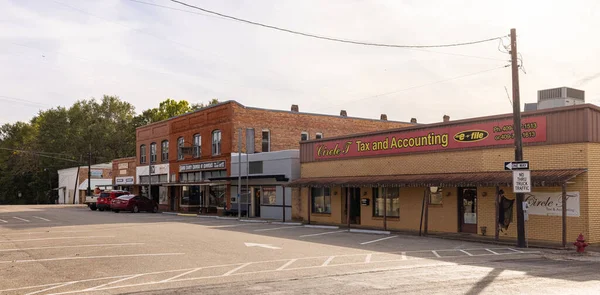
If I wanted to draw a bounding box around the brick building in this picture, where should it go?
[111,157,138,194]
[57,163,113,204]
[136,100,413,212]
[289,104,600,244]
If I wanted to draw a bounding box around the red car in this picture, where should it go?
[96,190,129,211]
[111,195,159,213]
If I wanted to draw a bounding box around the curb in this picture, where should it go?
[197,215,218,219]
[240,219,269,223]
[349,229,391,235]
[177,213,197,217]
[161,212,179,215]
[271,222,302,226]
[216,216,239,220]
[304,225,339,229]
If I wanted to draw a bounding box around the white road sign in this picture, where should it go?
[513,170,531,193]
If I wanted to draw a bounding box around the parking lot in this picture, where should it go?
[1,205,599,295]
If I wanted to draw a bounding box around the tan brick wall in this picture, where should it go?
[295,143,593,243]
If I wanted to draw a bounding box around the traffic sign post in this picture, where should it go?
[505,161,529,171]
[513,170,531,193]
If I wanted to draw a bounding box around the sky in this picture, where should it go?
[1,0,599,125]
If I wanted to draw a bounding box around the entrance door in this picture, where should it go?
[343,188,361,225]
[458,187,477,233]
[170,187,176,211]
[253,187,261,217]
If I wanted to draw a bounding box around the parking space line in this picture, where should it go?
[459,250,474,256]
[0,236,114,243]
[254,226,302,232]
[13,217,30,222]
[207,224,257,228]
[321,256,335,267]
[401,252,407,260]
[359,235,397,245]
[223,263,251,276]
[0,219,7,223]
[365,254,372,263]
[84,274,144,291]
[0,243,145,252]
[160,268,202,283]
[0,253,185,264]
[508,248,524,253]
[299,230,346,238]
[486,248,500,255]
[431,251,441,258]
[32,216,51,222]
[277,259,298,271]
[25,282,76,295]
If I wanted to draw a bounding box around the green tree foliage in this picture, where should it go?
[0,96,219,204]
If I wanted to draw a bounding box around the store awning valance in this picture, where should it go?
[78,179,112,190]
[286,169,587,188]
[209,174,289,182]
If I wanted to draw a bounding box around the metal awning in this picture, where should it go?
[209,174,289,182]
[286,169,587,188]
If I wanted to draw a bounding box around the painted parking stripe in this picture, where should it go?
[401,251,407,260]
[32,216,51,222]
[459,250,474,256]
[0,219,7,223]
[25,282,76,295]
[207,224,257,228]
[508,248,524,253]
[0,236,114,243]
[13,217,30,222]
[431,251,441,258]
[83,274,144,291]
[360,235,397,245]
[277,259,297,271]
[321,256,335,267]
[485,248,500,255]
[223,263,251,276]
[0,243,144,252]
[0,253,185,264]
[299,230,346,238]
[159,268,202,283]
[254,226,302,232]
[365,254,372,263]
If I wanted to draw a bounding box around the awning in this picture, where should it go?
[286,169,587,188]
[161,182,221,187]
[209,174,289,182]
[78,179,113,190]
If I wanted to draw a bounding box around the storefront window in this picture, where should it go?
[181,185,201,206]
[261,187,277,205]
[209,185,226,208]
[311,187,331,214]
[373,187,400,217]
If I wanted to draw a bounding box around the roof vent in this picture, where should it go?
[340,110,347,117]
[443,115,450,122]
[291,104,299,112]
[410,118,417,123]
[380,114,388,121]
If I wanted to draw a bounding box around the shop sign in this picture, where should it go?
[115,176,134,185]
[118,163,129,169]
[512,170,531,193]
[524,191,580,217]
[90,169,103,178]
[314,116,547,160]
[179,160,226,172]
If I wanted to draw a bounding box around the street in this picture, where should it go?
[0,205,599,295]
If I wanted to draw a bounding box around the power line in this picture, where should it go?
[128,0,505,61]
[168,0,507,49]
[0,148,80,163]
[326,64,510,107]
[0,95,50,108]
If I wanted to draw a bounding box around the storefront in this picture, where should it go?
[166,160,228,213]
[290,104,600,244]
[137,163,170,205]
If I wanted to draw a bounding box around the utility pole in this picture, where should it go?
[87,143,92,198]
[510,28,526,248]
[238,128,242,220]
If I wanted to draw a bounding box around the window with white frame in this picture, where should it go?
[261,129,270,152]
[161,140,169,162]
[177,137,184,160]
[315,133,323,139]
[140,145,147,164]
[150,142,157,163]
[212,130,221,155]
[193,134,201,158]
[301,131,309,141]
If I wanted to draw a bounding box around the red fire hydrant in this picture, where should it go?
[573,233,589,253]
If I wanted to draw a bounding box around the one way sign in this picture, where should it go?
[504,161,530,170]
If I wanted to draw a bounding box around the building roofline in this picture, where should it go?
[135,100,241,130]
[302,103,600,143]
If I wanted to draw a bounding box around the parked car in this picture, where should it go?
[96,190,129,211]
[111,195,158,213]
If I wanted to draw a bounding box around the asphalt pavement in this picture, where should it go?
[0,205,599,295]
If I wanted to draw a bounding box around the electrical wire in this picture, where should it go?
[0,95,49,108]
[127,0,505,61]
[0,148,80,163]
[325,64,510,108]
[167,0,507,49]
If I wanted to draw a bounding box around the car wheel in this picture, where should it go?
[133,205,139,213]
[152,205,158,213]
[113,210,119,213]
[90,205,97,211]
[98,208,104,212]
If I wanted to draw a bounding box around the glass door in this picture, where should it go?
[459,187,477,233]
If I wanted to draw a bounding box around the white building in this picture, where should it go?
[224,150,300,221]
[57,163,112,204]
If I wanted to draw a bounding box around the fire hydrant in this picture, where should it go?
[573,233,589,253]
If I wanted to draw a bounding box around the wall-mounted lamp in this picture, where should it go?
[429,187,441,194]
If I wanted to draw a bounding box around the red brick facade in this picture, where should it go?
[135,101,414,212]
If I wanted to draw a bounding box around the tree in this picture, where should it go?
[133,98,220,127]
